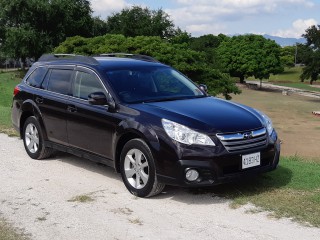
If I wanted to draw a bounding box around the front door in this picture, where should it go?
[66,67,119,159]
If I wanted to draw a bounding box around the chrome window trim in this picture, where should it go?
[24,65,111,105]
[23,65,48,85]
[73,66,110,96]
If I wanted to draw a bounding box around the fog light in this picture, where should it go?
[185,169,199,181]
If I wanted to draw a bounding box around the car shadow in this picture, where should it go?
[153,165,293,204]
[47,151,122,181]
[45,152,292,204]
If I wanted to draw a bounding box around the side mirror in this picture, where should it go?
[199,84,208,93]
[88,92,108,105]
[88,92,116,111]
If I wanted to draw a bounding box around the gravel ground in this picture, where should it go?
[1,133,320,240]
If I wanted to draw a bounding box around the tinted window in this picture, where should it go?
[72,71,106,100]
[47,69,73,95]
[26,67,47,88]
[106,67,204,103]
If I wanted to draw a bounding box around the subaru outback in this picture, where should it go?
[12,53,280,197]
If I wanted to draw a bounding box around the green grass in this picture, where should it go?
[0,218,29,240]
[248,67,320,92]
[268,67,303,83]
[0,71,23,136]
[199,156,320,227]
[274,83,320,92]
[248,67,303,83]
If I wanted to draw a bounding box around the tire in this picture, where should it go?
[120,139,165,197]
[22,116,56,159]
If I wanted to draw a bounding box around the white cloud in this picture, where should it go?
[175,0,314,8]
[168,0,316,36]
[273,18,318,38]
[186,24,227,35]
[90,0,130,18]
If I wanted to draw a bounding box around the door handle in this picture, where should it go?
[67,105,77,113]
[35,97,43,104]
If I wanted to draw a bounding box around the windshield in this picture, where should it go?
[105,67,205,103]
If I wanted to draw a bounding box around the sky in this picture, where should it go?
[90,0,320,38]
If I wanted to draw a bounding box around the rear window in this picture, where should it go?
[25,67,47,88]
[47,69,73,95]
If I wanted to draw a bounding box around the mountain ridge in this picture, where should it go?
[262,34,305,46]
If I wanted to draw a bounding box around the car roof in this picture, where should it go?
[94,57,165,69]
[35,54,167,70]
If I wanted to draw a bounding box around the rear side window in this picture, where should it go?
[47,69,73,95]
[25,67,47,88]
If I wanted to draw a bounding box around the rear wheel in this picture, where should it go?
[23,116,55,159]
[120,139,165,197]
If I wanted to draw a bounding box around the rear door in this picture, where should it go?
[35,66,74,144]
[66,67,118,159]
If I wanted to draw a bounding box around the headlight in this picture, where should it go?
[161,119,215,146]
[256,110,273,135]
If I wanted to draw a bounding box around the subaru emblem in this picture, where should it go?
[243,132,252,139]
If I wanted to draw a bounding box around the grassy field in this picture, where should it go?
[268,66,303,82]
[232,87,320,158]
[249,66,320,92]
[1,71,320,227]
[229,156,320,226]
[0,71,22,136]
[229,86,320,226]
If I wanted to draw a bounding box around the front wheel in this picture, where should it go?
[23,116,55,159]
[120,139,165,197]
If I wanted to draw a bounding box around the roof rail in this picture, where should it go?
[98,53,159,63]
[38,54,99,65]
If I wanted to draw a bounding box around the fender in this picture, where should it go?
[112,119,161,170]
[21,99,48,140]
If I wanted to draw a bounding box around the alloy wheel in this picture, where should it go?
[124,148,149,189]
[24,123,39,154]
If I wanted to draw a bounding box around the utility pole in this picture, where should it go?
[294,43,298,66]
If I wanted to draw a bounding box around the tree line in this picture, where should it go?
[0,1,319,97]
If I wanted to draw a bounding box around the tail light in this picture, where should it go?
[13,86,20,96]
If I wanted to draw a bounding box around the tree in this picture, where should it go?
[106,6,178,39]
[0,0,96,66]
[280,46,295,68]
[279,44,312,68]
[296,43,313,65]
[300,25,320,84]
[54,34,241,99]
[189,34,227,70]
[217,34,283,86]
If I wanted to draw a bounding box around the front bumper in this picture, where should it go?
[157,138,280,187]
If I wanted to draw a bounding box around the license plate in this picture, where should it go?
[242,152,260,169]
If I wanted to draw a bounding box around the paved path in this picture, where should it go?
[246,81,320,99]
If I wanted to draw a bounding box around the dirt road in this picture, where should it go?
[1,133,319,240]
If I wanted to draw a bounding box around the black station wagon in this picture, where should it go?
[12,54,280,197]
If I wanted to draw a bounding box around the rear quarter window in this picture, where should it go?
[25,67,47,88]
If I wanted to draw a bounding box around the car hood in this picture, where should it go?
[130,97,264,133]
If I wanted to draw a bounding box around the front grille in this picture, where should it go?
[217,128,267,153]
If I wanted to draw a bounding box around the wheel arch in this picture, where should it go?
[20,100,48,140]
[114,126,160,173]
